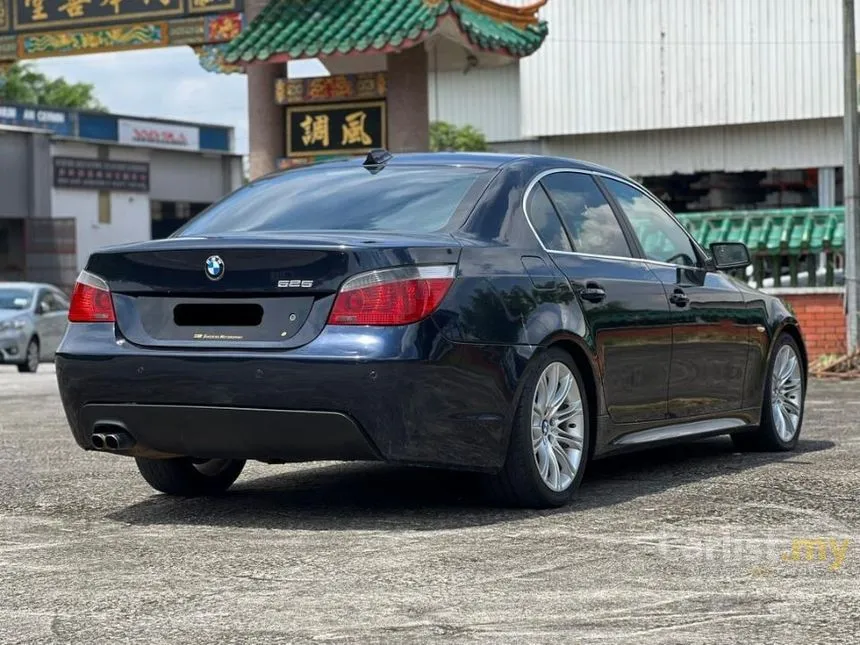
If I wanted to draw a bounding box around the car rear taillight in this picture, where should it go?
[328,265,456,326]
[68,270,116,323]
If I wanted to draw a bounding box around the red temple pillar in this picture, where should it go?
[246,0,285,179]
[386,46,430,153]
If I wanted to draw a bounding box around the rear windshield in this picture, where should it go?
[176,165,491,236]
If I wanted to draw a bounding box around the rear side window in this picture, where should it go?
[176,165,491,236]
[526,183,572,252]
[541,173,631,258]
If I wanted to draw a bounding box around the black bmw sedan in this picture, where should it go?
[56,152,806,508]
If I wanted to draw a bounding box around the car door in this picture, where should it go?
[47,288,70,356]
[600,177,750,418]
[529,170,674,424]
[33,289,55,359]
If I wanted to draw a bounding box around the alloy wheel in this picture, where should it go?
[531,362,585,492]
[26,342,39,372]
[771,344,803,442]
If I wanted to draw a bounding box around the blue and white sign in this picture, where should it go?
[0,104,75,136]
[0,102,231,151]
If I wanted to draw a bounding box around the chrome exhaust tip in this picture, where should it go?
[103,432,135,451]
[91,433,106,450]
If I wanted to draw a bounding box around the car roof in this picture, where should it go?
[0,282,57,291]
[290,152,630,178]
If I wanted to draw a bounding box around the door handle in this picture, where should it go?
[580,282,606,303]
[669,288,690,307]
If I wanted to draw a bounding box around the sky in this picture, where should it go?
[33,48,329,156]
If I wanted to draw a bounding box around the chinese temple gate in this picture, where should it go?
[0,0,549,180]
[230,0,548,178]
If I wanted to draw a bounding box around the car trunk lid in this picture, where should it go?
[85,232,460,349]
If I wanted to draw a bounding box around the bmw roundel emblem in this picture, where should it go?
[205,255,225,281]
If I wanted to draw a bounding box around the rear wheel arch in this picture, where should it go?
[545,337,600,459]
[779,324,808,376]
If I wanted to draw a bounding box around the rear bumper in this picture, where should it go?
[80,404,379,461]
[56,323,534,471]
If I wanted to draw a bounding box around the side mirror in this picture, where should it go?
[38,301,50,315]
[709,242,751,270]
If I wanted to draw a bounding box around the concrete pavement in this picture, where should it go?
[0,364,858,644]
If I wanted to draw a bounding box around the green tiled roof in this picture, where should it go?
[677,208,846,254]
[225,0,549,64]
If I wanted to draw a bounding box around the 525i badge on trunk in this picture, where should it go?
[277,280,314,288]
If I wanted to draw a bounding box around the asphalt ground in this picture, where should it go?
[0,364,858,644]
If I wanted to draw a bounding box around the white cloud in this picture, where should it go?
[32,48,328,155]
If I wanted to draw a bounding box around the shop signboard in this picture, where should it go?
[118,118,200,151]
[0,103,75,135]
[53,157,150,192]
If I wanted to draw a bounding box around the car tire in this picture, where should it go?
[17,338,39,373]
[492,348,590,508]
[732,333,805,452]
[135,457,246,496]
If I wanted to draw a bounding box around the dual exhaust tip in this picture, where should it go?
[91,429,135,452]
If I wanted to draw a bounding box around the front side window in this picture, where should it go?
[37,291,56,314]
[526,183,572,252]
[603,178,700,267]
[50,290,70,311]
[176,165,491,236]
[541,173,631,258]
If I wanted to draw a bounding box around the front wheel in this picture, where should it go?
[732,333,805,452]
[17,338,39,373]
[492,348,590,508]
[135,457,245,496]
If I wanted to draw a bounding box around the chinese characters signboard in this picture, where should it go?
[276,73,387,106]
[54,157,150,192]
[0,0,243,62]
[8,0,238,31]
[287,101,386,158]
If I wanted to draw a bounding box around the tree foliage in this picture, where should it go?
[429,121,488,152]
[0,63,105,110]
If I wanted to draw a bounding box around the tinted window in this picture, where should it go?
[604,178,699,267]
[0,288,33,310]
[176,165,490,236]
[37,290,55,314]
[526,183,572,252]
[50,289,69,311]
[541,173,631,257]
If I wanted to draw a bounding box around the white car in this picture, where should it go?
[0,282,69,373]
